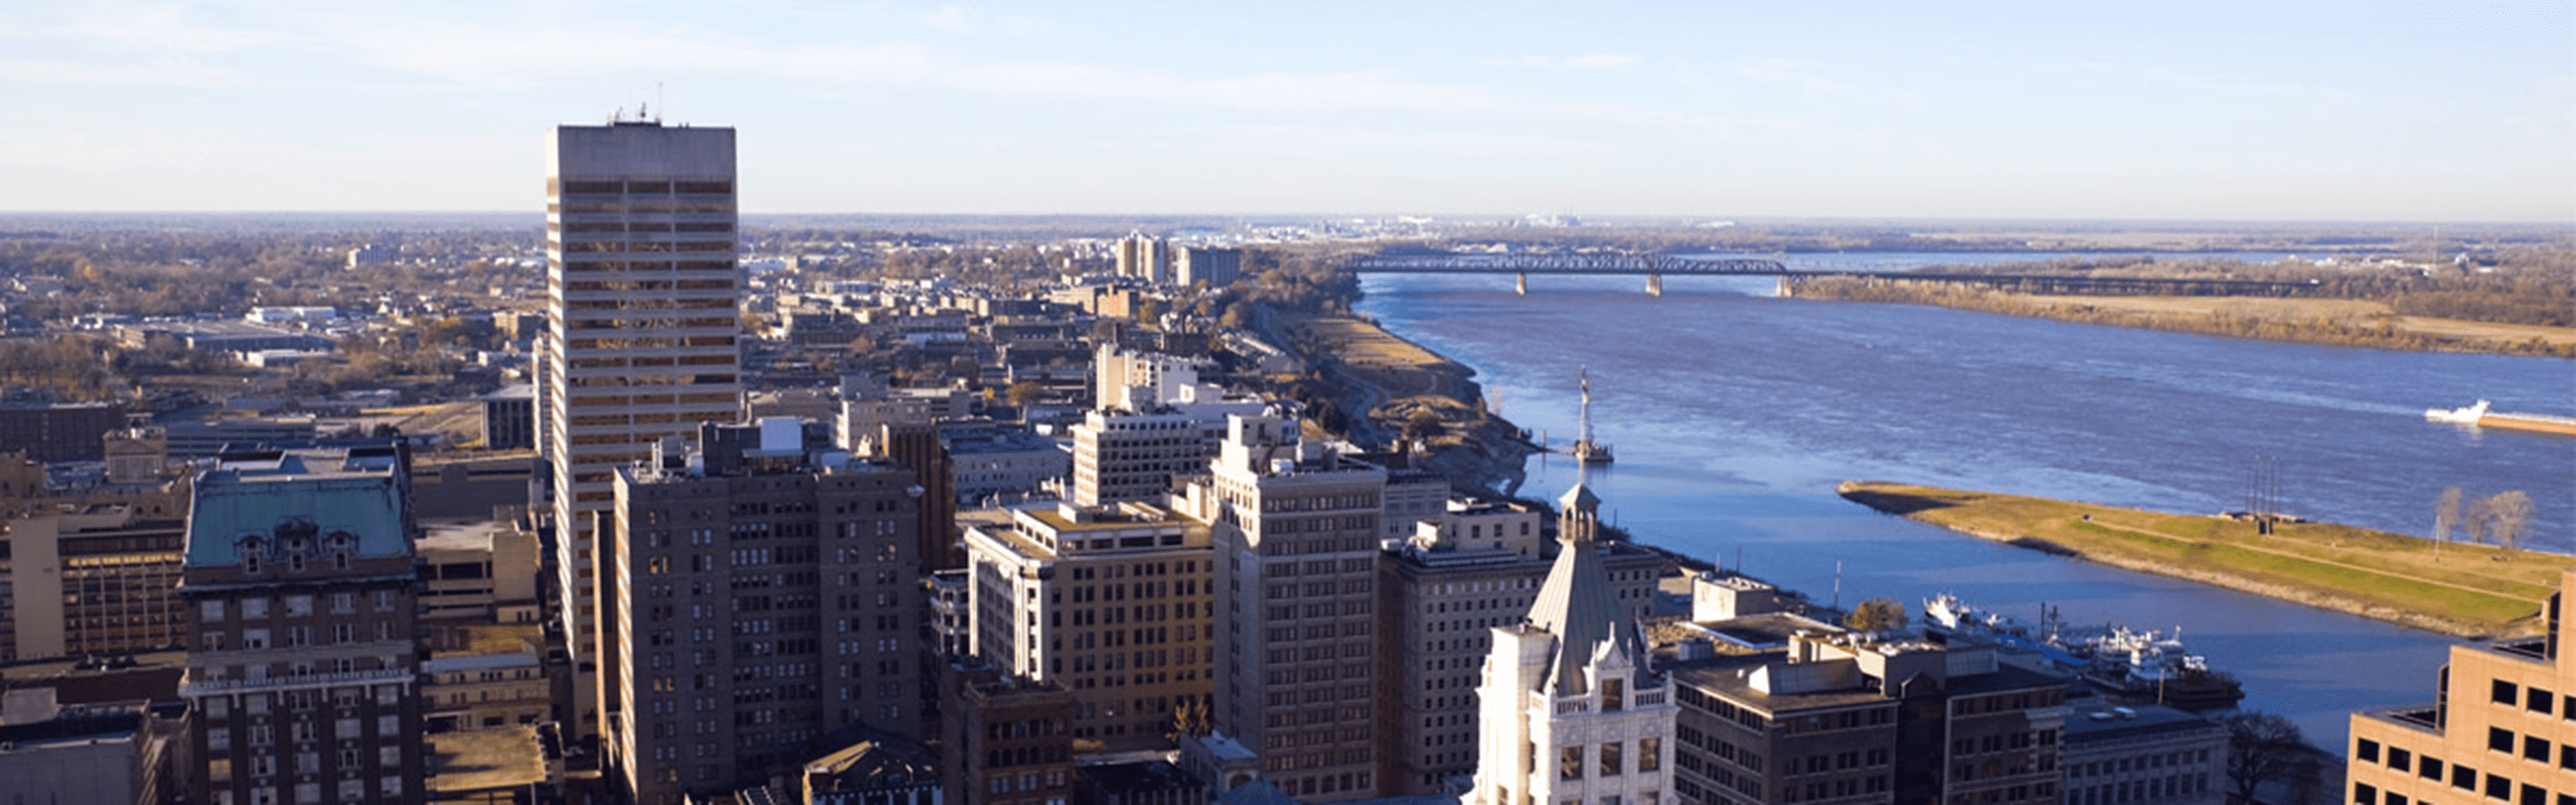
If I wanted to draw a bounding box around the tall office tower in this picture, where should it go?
[603,419,925,805]
[541,121,740,739]
[963,502,1214,752]
[1465,480,1675,805]
[1377,499,1665,793]
[2348,569,2576,805]
[180,445,426,805]
[1190,411,1390,801]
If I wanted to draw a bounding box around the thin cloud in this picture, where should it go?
[917,5,974,34]
[1481,54,1641,70]
[1738,57,1843,92]
[1565,54,1640,69]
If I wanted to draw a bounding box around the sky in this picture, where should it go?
[4,1,2572,221]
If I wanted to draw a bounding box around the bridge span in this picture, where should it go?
[1341,253,2321,298]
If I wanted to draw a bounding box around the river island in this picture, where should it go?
[1837,480,2565,639]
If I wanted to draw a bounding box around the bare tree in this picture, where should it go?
[2487,490,2534,552]
[2434,487,2462,544]
[2220,710,2308,803]
[2465,495,2496,546]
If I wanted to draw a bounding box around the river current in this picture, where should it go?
[1354,259,2573,753]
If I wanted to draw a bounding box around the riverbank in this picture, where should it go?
[1789,276,2576,358]
[1259,310,1540,496]
[1838,480,2565,638]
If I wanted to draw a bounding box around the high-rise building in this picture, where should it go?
[601,419,925,804]
[179,445,427,805]
[963,502,1214,752]
[2348,569,2576,805]
[1116,233,1168,284]
[1188,411,1390,801]
[1173,246,1241,289]
[539,120,740,738]
[1465,480,1677,805]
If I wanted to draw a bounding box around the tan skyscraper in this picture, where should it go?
[1187,411,1389,801]
[540,120,741,738]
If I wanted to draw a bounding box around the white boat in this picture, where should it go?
[2426,400,2490,424]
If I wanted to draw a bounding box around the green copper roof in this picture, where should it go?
[186,462,411,567]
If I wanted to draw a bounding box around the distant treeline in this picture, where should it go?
[1793,276,2574,359]
[1912,251,2574,329]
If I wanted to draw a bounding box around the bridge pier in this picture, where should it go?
[1776,275,1794,298]
[1515,273,1527,296]
[1646,274,1662,297]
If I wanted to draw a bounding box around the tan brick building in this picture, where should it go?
[2349,569,2576,805]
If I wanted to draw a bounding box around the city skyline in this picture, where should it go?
[4,1,2572,222]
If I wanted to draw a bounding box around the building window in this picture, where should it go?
[1561,745,1584,779]
[1640,737,1662,772]
[2495,680,2520,705]
[1601,741,1623,776]
[2492,728,2516,753]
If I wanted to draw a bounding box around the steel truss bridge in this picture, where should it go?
[1341,253,2321,297]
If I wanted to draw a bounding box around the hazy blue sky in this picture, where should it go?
[5,1,2571,220]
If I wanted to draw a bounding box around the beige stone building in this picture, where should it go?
[2349,569,2576,805]
[2,506,188,662]
[963,502,1214,752]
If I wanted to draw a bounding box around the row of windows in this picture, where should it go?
[2491,678,2575,720]
[2073,775,2205,805]
[2355,780,2572,805]
[2070,749,2211,777]
[554,179,733,194]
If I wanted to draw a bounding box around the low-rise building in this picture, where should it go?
[0,691,189,805]
[2060,700,2226,805]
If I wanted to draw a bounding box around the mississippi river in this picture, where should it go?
[1355,264,2573,752]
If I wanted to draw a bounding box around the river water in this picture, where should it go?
[1354,259,2573,752]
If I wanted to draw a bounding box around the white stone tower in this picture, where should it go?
[1468,478,1676,805]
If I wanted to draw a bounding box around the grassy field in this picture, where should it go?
[1838,481,2568,638]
